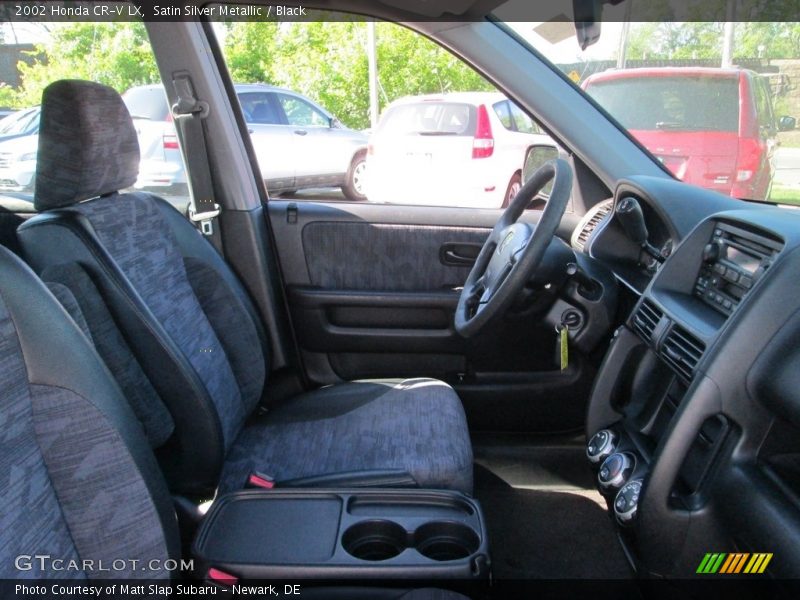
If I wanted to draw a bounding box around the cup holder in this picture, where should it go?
[413,522,480,562]
[342,520,407,561]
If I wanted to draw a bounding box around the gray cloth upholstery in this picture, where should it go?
[34,80,139,211]
[23,78,475,497]
[42,263,174,448]
[219,378,473,494]
[72,193,252,450]
[30,385,171,578]
[184,257,266,411]
[0,246,178,578]
[0,300,83,579]
[302,222,490,291]
[45,281,93,342]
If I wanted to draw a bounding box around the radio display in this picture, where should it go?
[726,246,760,274]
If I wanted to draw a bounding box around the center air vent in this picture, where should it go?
[574,200,613,251]
[662,325,706,381]
[632,299,662,342]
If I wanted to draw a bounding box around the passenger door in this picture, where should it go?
[275,92,347,180]
[268,200,590,433]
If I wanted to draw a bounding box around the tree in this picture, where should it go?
[14,22,159,107]
[223,21,493,130]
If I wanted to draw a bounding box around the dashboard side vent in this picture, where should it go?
[575,201,612,250]
[662,325,706,381]
[632,299,662,342]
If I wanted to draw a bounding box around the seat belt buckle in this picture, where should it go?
[246,471,276,489]
[189,203,221,236]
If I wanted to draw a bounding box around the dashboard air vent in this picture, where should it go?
[662,325,706,381]
[575,200,612,250]
[632,299,662,342]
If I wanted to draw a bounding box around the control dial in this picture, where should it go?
[598,452,634,489]
[586,429,617,464]
[614,479,643,524]
[702,241,722,263]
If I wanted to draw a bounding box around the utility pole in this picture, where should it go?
[367,21,379,129]
[721,0,736,68]
[616,0,632,69]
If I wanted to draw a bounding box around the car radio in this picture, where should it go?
[694,221,781,316]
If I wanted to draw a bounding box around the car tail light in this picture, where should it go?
[472,104,494,159]
[731,137,764,196]
[163,134,179,150]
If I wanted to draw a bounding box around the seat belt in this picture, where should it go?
[170,72,223,253]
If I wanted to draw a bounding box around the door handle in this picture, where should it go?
[440,242,482,266]
[294,129,308,136]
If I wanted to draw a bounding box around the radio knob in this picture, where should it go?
[703,242,722,263]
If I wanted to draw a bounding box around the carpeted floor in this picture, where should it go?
[472,433,633,581]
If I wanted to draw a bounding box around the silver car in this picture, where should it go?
[124,84,369,201]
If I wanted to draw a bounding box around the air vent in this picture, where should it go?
[632,299,662,342]
[662,325,706,381]
[575,200,612,250]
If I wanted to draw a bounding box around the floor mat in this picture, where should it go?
[472,434,633,581]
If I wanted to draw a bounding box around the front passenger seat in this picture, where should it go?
[18,80,474,497]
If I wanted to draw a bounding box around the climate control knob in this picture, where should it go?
[614,479,643,524]
[598,452,634,490]
[586,429,617,464]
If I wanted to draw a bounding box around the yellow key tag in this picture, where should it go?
[560,326,569,371]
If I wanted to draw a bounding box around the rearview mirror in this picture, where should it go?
[778,116,796,132]
[330,117,343,129]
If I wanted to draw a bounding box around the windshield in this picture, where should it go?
[585,75,739,132]
[378,103,476,136]
[494,6,799,206]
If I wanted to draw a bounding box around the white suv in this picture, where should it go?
[366,92,555,208]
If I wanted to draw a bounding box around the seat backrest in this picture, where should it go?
[18,80,268,495]
[0,244,180,578]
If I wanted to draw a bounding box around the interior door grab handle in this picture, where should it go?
[440,242,481,266]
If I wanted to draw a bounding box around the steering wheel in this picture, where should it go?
[455,158,573,338]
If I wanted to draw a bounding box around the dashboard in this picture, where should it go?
[571,176,800,580]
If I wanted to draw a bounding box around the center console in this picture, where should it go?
[192,488,490,585]
[583,209,787,576]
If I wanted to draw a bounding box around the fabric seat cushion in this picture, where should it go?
[219,378,473,494]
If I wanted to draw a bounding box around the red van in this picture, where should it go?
[583,67,792,201]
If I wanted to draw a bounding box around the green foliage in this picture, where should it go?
[14,22,159,107]
[626,22,800,61]
[222,21,493,129]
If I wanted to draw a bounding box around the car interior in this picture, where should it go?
[1,1,800,599]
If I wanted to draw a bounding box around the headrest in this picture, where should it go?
[34,80,140,211]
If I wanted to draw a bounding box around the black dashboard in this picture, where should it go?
[572,176,800,580]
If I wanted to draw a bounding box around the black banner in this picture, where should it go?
[0,0,798,23]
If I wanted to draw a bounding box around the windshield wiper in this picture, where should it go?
[415,130,458,136]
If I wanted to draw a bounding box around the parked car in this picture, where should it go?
[123,83,369,200]
[582,67,795,202]
[0,106,40,142]
[0,131,38,192]
[122,85,188,195]
[365,92,555,208]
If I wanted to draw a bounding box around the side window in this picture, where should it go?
[216,14,556,209]
[756,78,775,131]
[277,94,329,127]
[0,22,189,217]
[239,92,282,125]
[510,103,540,134]
[493,101,513,130]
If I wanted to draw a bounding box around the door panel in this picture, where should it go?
[301,222,489,291]
[269,200,592,433]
